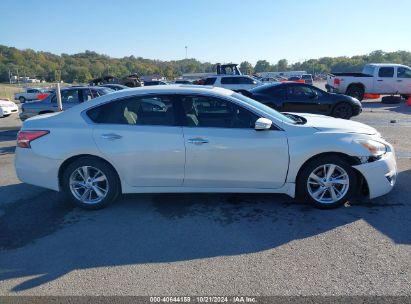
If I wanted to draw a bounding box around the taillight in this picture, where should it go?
[334,78,341,85]
[17,131,49,148]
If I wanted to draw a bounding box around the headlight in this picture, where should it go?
[355,139,387,157]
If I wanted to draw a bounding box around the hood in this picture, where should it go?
[294,113,378,135]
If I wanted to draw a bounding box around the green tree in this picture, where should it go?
[254,60,270,73]
[239,61,254,75]
[277,59,288,72]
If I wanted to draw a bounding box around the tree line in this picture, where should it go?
[1,45,411,83]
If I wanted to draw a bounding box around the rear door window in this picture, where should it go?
[378,67,394,78]
[87,95,176,126]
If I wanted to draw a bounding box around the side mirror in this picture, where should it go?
[255,117,272,131]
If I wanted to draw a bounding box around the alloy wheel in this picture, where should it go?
[306,164,349,204]
[69,166,109,205]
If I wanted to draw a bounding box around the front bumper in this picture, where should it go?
[353,150,397,199]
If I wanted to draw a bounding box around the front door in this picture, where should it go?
[178,94,289,189]
[90,94,185,187]
[374,66,396,94]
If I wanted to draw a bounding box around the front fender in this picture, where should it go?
[286,132,368,183]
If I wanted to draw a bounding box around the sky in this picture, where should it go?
[1,0,410,65]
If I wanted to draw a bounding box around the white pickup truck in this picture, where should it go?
[326,63,411,101]
[14,87,50,103]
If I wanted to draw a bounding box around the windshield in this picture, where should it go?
[231,92,295,124]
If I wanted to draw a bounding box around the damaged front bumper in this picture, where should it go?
[353,149,397,199]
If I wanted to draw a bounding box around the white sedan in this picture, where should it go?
[15,86,397,209]
[0,98,19,118]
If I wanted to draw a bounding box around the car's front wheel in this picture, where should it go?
[62,157,120,209]
[297,156,358,209]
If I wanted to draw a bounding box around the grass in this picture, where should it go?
[0,84,23,101]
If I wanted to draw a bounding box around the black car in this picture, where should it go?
[247,82,362,119]
[98,84,129,91]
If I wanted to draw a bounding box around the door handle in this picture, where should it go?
[397,80,403,82]
[188,137,209,145]
[377,80,383,82]
[101,133,122,140]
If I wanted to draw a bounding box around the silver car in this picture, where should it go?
[19,86,114,121]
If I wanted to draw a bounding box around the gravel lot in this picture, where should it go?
[0,90,410,296]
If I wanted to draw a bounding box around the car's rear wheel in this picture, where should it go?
[62,157,120,210]
[297,156,358,209]
[332,103,353,119]
[19,96,26,103]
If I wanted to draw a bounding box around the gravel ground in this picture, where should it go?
[0,89,410,296]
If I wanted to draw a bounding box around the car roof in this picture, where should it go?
[367,63,409,67]
[67,85,236,114]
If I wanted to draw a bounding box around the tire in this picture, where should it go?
[332,103,353,119]
[346,85,364,101]
[381,96,401,104]
[19,96,26,103]
[62,157,120,210]
[296,155,358,209]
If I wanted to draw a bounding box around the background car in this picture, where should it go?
[19,86,114,121]
[98,84,129,91]
[202,75,262,94]
[173,80,192,84]
[247,82,362,119]
[14,87,50,103]
[301,74,313,85]
[143,80,168,86]
[0,98,19,118]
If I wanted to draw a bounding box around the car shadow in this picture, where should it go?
[0,170,410,292]
[0,146,15,155]
[361,100,411,115]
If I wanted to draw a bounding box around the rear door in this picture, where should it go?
[90,94,185,187]
[374,67,396,94]
[396,66,411,94]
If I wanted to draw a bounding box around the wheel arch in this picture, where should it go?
[296,152,361,180]
[58,154,122,192]
[294,151,367,196]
